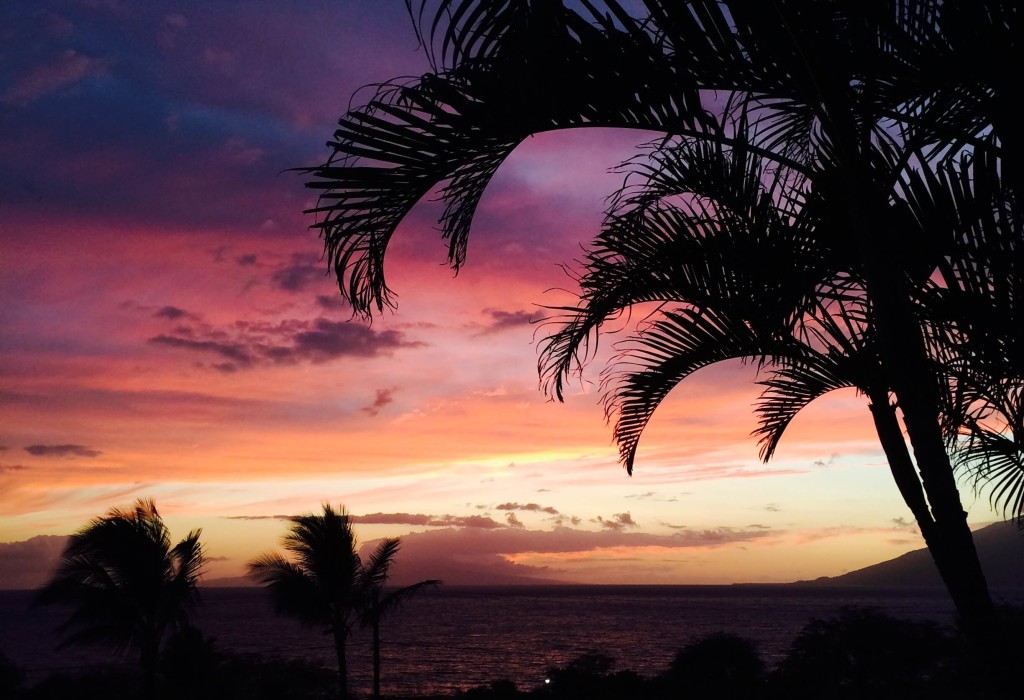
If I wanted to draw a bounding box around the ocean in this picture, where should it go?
[2,585,1019,696]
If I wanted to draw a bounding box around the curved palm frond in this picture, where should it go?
[360,538,401,593]
[602,307,803,473]
[309,3,742,316]
[753,350,873,462]
[247,552,328,626]
[958,429,1024,528]
[540,129,828,401]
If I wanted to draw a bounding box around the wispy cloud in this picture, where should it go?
[495,502,559,515]
[271,256,326,293]
[362,388,396,417]
[352,513,505,529]
[24,444,102,458]
[150,317,423,371]
[2,50,106,106]
[474,308,535,335]
[595,512,637,531]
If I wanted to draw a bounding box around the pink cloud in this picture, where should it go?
[2,50,105,106]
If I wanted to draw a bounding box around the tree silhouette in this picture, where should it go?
[357,538,439,699]
[34,498,205,693]
[303,0,1022,639]
[247,504,437,700]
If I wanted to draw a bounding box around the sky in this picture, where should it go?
[0,0,1001,589]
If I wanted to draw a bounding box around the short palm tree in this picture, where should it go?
[247,504,437,700]
[357,538,439,699]
[34,498,205,692]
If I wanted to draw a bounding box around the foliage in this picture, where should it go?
[33,498,205,688]
[666,632,764,700]
[247,503,438,700]
[301,0,1024,636]
[769,606,955,700]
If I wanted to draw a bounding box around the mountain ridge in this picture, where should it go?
[796,521,1024,590]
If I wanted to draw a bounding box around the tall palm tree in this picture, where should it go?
[247,504,437,700]
[34,498,205,692]
[303,0,1021,637]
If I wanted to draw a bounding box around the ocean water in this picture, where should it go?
[2,585,1016,696]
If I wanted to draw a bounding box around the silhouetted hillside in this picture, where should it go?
[804,521,1024,590]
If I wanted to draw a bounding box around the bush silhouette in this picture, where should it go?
[770,606,953,699]
[665,632,764,699]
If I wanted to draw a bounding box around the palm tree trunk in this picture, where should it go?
[333,626,349,700]
[372,617,381,699]
[140,635,159,698]
[867,390,935,533]
[851,185,996,640]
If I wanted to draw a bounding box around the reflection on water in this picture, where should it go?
[4,585,1019,696]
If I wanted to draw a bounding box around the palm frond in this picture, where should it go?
[360,579,441,627]
[602,307,801,473]
[360,538,401,592]
[754,352,871,462]
[247,553,328,626]
[309,4,714,316]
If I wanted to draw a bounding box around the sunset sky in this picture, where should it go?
[0,0,1001,588]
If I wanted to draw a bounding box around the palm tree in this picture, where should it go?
[357,538,440,699]
[34,498,205,692]
[303,0,1021,637]
[247,504,437,700]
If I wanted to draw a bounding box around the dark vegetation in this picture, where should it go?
[6,605,1024,700]
[305,0,1024,652]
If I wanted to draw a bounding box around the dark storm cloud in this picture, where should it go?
[150,317,422,371]
[236,254,258,266]
[24,444,101,458]
[495,502,559,515]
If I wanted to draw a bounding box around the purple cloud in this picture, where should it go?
[475,308,535,335]
[150,317,422,371]
[362,388,395,417]
[271,257,326,292]
[154,305,190,320]
[24,444,101,458]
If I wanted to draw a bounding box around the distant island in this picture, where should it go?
[797,521,1024,591]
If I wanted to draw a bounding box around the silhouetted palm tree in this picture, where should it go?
[35,498,205,693]
[247,504,437,700]
[537,128,937,538]
[357,538,439,699]
[304,0,1021,637]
